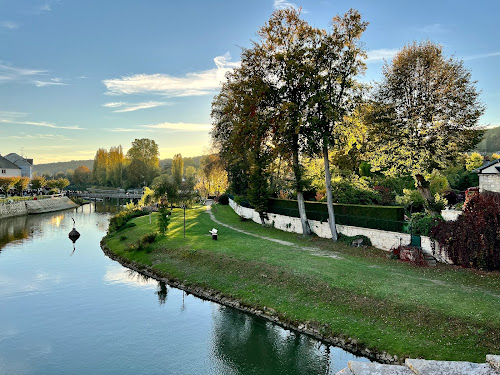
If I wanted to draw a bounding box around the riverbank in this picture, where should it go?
[101,204,500,364]
[0,196,78,219]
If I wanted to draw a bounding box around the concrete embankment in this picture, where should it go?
[0,197,78,219]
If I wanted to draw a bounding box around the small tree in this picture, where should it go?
[14,177,30,195]
[465,152,484,171]
[30,176,46,191]
[157,207,171,235]
[0,177,20,194]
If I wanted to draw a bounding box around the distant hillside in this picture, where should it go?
[34,155,206,177]
[34,160,94,176]
[475,126,500,153]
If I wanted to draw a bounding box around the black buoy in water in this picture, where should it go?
[69,217,80,242]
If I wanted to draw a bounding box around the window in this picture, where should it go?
[1,170,5,174]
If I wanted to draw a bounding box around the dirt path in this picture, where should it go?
[205,200,342,259]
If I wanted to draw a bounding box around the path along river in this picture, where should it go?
[0,203,370,375]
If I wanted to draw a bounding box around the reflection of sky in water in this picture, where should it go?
[0,203,370,374]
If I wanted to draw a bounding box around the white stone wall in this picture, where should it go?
[479,174,500,193]
[228,198,443,259]
[441,209,462,221]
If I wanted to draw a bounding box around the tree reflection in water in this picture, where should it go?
[211,306,332,375]
[0,216,29,252]
[156,281,168,305]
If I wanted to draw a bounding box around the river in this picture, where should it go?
[0,204,370,374]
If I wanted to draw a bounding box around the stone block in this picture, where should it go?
[406,358,496,374]
[486,355,500,372]
[348,362,413,375]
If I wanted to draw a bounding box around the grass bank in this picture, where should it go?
[101,204,500,363]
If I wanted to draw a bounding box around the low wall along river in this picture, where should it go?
[0,196,78,218]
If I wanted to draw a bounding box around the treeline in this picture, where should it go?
[211,7,488,241]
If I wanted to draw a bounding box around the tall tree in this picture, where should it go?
[171,153,184,186]
[305,9,368,240]
[107,145,124,187]
[73,165,91,186]
[92,148,108,186]
[370,41,485,205]
[256,7,319,236]
[126,138,160,186]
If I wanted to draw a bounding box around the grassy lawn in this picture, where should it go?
[102,204,500,363]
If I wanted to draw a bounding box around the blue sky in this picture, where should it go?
[1,0,499,163]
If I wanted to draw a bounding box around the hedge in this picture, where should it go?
[267,198,405,232]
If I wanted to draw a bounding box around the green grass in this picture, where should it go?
[103,204,500,363]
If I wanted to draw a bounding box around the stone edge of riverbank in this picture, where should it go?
[0,197,78,219]
[100,237,401,366]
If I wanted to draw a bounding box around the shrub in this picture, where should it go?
[338,233,372,247]
[157,207,171,235]
[409,213,443,236]
[330,179,380,205]
[108,208,148,233]
[431,192,500,270]
[218,194,229,205]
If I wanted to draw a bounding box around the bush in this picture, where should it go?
[431,192,500,270]
[218,194,229,205]
[338,233,372,247]
[409,213,443,236]
[108,208,148,233]
[330,179,380,205]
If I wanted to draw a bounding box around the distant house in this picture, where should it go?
[4,153,33,178]
[0,155,22,178]
[473,159,500,193]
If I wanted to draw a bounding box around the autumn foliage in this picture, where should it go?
[431,192,500,270]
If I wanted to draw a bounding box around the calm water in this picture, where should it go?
[0,204,370,374]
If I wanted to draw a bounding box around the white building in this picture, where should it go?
[0,155,22,178]
[4,153,33,178]
[474,159,500,193]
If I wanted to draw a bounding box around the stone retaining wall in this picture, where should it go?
[0,197,78,219]
[228,199,448,261]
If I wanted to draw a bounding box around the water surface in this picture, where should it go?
[0,204,369,374]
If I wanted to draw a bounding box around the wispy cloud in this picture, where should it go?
[274,0,300,10]
[0,111,28,118]
[417,23,447,33]
[0,21,19,30]
[34,78,68,87]
[4,133,72,140]
[103,101,170,113]
[464,52,500,61]
[106,127,153,132]
[366,49,399,63]
[103,52,240,97]
[142,122,212,132]
[0,119,83,130]
[0,63,46,81]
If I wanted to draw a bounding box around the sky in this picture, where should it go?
[1,0,499,164]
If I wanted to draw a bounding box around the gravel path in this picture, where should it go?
[205,200,342,260]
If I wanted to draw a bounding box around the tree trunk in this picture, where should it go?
[414,174,432,203]
[323,142,338,241]
[291,137,310,237]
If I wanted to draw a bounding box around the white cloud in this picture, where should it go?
[417,23,447,33]
[0,119,82,130]
[142,122,212,132]
[274,0,299,10]
[0,63,46,81]
[0,21,19,29]
[366,49,399,63]
[106,127,153,132]
[0,111,28,118]
[102,101,170,112]
[102,52,240,97]
[34,78,68,87]
[464,52,500,61]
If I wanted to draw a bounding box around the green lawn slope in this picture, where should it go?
[101,204,500,363]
